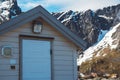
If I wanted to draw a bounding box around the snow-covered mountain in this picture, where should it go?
[53,4,120,47]
[77,23,120,65]
[0,0,21,24]
[52,5,120,74]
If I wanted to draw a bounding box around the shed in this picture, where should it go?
[0,5,87,80]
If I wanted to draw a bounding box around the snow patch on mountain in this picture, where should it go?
[77,23,120,65]
[61,15,72,23]
[0,0,21,24]
[56,10,80,23]
[0,1,13,8]
[0,1,13,21]
[98,15,113,20]
[57,11,67,20]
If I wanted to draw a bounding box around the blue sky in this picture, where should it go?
[17,0,120,12]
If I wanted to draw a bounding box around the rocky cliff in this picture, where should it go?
[52,4,120,47]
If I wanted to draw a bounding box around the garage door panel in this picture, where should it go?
[23,63,51,71]
[23,77,51,80]
[23,67,51,73]
[23,55,50,58]
[23,58,50,63]
[22,39,51,80]
[23,72,51,77]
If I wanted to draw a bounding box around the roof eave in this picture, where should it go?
[0,5,87,50]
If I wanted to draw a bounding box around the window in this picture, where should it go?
[2,46,12,57]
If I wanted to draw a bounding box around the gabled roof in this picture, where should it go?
[0,5,87,50]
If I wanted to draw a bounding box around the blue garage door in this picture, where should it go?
[22,39,51,80]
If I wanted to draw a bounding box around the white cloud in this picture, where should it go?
[21,2,39,8]
[18,0,120,12]
[57,0,120,11]
[18,1,41,11]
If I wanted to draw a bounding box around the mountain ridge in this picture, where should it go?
[53,4,120,47]
[53,4,120,76]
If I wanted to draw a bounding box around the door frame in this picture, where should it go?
[19,35,54,80]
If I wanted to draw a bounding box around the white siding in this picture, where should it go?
[0,21,77,80]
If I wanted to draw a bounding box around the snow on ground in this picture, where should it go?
[77,23,120,65]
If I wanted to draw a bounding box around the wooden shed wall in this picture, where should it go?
[0,20,77,80]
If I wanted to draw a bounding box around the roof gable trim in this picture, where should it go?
[0,5,87,50]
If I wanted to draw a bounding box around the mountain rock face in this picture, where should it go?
[52,4,120,47]
[52,4,120,77]
[96,4,120,26]
[0,0,21,24]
